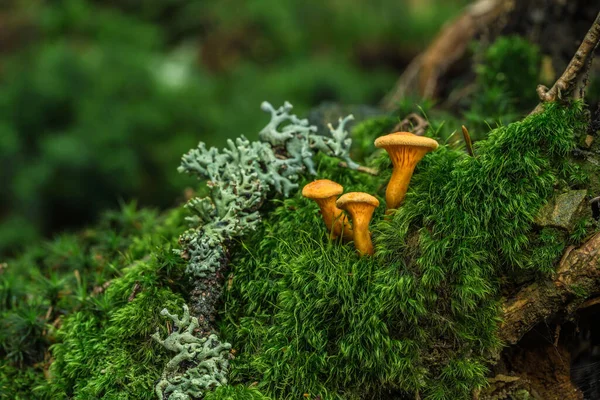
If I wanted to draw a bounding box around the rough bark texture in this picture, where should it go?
[189,263,227,337]
[533,11,600,113]
[500,233,600,346]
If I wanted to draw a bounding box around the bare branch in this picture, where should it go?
[532,12,600,113]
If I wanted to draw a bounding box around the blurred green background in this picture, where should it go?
[0,0,470,255]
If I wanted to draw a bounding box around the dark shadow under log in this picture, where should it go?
[500,233,600,346]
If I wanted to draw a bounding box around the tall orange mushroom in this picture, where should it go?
[302,179,353,240]
[374,132,438,211]
[336,192,379,256]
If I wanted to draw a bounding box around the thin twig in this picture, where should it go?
[393,113,429,136]
[338,162,379,176]
[461,125,474,157]
[579,296,600,310]
[128,282,142,302]
[532,12,600,113]
[553,325,561,347]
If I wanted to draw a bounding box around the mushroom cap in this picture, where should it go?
[302,179,344,199]
[336,192,380,209]
[374,132,438,150]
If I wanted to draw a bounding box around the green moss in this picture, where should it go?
[569,218,595,245]
[204,385,272,400]
[569,284,589,298]
[222,101,588,399]
[476,36,541,109]
[41,247,187,398]
[0,203,189,399]
[463,36,542,140]
[524,228,566,274]
[0,361,47,400]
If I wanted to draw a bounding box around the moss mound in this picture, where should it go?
[1,99,593,399]
[0,204,189,399]
[222,102,589,399]
[204,385,271,400]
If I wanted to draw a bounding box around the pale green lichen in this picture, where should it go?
[259,101,317,147]
[259,101,358,174]
[312,114,358,169]
[152,305,232,400]
[168,101,360,399]
[177,101,358,279]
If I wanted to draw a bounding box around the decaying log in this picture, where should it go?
[381,0,513,110]
[498,12,600,347]
[500,233,600,346]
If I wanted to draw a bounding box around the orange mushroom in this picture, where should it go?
[336,192,379,256]
[302,179,353,240]
[374,132,438,211]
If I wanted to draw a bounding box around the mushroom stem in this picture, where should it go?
[374,132,438,212]
[302,179,353,240]
[350,207,375,256]
[336,192,379,256]
[385,146,431,210]
[314,198,353,240]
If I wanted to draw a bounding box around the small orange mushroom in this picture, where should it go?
[374,132,438,211]
[302,179,353,240]
[336,192,379,256]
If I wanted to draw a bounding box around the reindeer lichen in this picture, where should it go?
[177,101,359,280]
[167,101,360,398]
[152,305,232,400]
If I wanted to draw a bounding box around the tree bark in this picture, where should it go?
[500,233,600,346]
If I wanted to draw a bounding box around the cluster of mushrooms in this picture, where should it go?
[302,131,439,256]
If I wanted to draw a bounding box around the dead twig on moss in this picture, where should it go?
[532,11,600,113]
[338,161,379,176]
[462,125,475,157]
[128,282,142,302]
[393,113,429,136]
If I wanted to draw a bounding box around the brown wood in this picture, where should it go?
[381,0,513,110]
[500,233,600,346]
[532,11,600,113]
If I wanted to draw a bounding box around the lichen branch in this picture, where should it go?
[152,305,232,400]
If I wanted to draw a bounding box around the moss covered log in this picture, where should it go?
[2,98,598,399]
[1,30,599,398]
[221,101,595,399]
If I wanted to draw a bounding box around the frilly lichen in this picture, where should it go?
[177,101,358,279]
[163,101,359,399]
[152,305,232,400]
